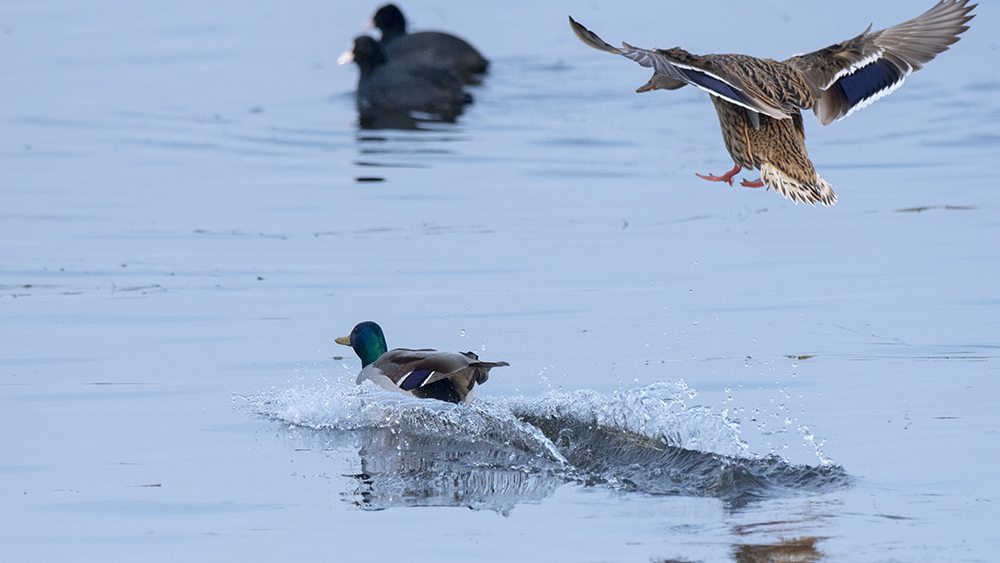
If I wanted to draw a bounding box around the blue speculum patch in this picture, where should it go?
[837,58,904,108]
[399,369,433,390]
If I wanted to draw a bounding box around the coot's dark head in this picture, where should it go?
[349,35,387,74]
[372,4,407,42]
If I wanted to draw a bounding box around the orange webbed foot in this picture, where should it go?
[696,163,741,186]
[740,178,765,188]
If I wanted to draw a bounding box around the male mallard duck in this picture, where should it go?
[569,0,976,206]
[371,4,489,84]
[339,35,472,127]
[335,321,508,404]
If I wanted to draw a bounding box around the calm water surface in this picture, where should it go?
[3,0,999,561]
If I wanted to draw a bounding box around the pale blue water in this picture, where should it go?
[3,0,999,561]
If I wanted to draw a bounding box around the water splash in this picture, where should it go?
[245,377,567,463]
[242,378,850,511]
[505,381,751,459]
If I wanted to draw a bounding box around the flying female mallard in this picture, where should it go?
[569,0,976,206]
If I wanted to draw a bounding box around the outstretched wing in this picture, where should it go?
[569,16,799,121]
[569,15,624,55]
[786,0,976,125]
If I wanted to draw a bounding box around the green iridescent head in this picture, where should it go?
[335,321,388,367]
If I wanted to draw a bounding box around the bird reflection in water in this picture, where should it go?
[341,428,565,514]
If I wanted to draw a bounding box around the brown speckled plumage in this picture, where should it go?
[710,97,833,206]
[570,0,976,206]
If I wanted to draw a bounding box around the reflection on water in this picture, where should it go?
[351,127,465,179]
[358,108,465,131]
[250,379,850,514]
[733,536,825,563]
[653,537,825,563]
[343,429,563,514]
[649,523,828,562]
[732,536,825,563]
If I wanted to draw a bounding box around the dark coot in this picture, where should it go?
[372,4,489,84]
[344,35,472,128]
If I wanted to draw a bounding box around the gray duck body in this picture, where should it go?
[357,348,507,404]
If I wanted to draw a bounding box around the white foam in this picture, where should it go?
[245,377,752,461]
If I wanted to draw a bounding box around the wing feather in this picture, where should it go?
[786,0,975,125]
